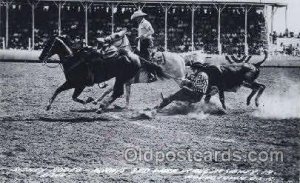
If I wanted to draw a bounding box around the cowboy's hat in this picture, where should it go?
[131,10,147,20]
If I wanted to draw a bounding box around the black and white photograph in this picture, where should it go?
[0,0,299,182]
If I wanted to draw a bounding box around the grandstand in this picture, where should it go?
[0,0,287,54]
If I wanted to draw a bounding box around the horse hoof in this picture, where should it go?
[46,106,51,111]
[153,106,162,112]
[246,100,250,106]
[114,105,123,110]
[156,108,163,113]
[220,109,227,115]
[144,107,152,111]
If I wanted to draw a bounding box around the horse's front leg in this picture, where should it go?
[93,86,113,105]
[218,89,226,110]
[46,82,72,111]
[96,79,124,113]
[72,86,90,104]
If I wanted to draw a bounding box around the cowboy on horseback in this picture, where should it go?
[60,24,97,86]
[131,10,157,82]
[156,62,209,110]
[67,24,84,53]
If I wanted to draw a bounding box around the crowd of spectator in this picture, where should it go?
[271,30,300,56]
[0,2,297,56]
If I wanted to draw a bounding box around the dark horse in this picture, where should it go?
[39,35,168,113]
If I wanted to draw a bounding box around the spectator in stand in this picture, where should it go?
[6,2,297,56]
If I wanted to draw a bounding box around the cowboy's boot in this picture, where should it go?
[155,95,172,111]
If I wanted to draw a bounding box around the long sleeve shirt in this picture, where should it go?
[138,18,154,50]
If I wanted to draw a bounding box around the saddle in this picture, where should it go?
[99,45,119,59]
[96,37,120,59]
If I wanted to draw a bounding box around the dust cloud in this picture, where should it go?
[253,76,300,119]
[164,97,225,119]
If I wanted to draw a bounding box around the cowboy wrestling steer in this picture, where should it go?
[189,51,268,109]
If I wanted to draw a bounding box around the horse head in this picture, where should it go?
[39,36,73,62]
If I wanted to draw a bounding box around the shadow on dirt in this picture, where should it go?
[0,116,112,123]
[70,105,129,113]
[39,116,111,122]
[69,109,97,113]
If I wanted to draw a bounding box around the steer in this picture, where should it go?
[191,51,268,109]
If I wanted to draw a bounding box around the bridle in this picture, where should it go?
[41,38,61,68]
[41,37,73,69]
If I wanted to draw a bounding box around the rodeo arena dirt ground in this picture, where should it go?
[0,53,299,182]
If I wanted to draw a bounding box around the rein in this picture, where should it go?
[41,37,72,72]
[41,39,61,69]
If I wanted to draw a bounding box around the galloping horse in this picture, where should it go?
[39,35,168,113]
[93,30,188,108]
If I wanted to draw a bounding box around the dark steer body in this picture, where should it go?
[199,51,268,109]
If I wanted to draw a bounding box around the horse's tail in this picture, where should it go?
[253,50,268,68]
[140,57,170,80]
